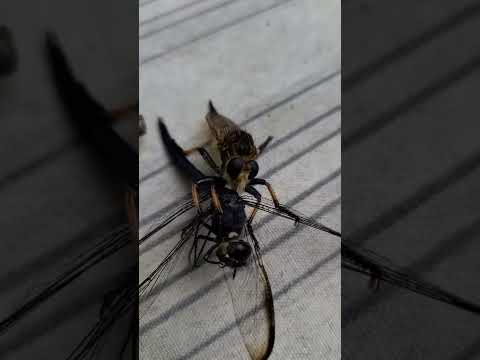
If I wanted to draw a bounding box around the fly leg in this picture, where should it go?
[192,182,203,213]
[192,176,225,214]
[248,178,300,224]
[203,243,223,266]
[183,138,212,156]
[245,185,262,225]
[210,184,223,213]
[184,145,222,175]
[189,213,215,267]
[192,234,218,266]
[257,136,274,155]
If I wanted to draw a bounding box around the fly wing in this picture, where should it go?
[223,224,275,360]
[205,100,242,144]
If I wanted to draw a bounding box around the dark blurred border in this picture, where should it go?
[0,2,138,359]
[343,1,480,359]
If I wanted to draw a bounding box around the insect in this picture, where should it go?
[183,102,300,227]
[184,101,272,191]
[66,112,480,360]
[146,117,480,359]
[136,118,340,360]
[11,32,476,360]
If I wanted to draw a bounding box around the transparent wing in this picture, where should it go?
[139,191,229,360]
[66,272,137,360]
[66,193,209,359]
[223,194,340,360]
[0,224,131,337]
[342,241,480,315]
[242,193,480,315]
[139,215,198,320]
[223,224,275,360]
[241,194,341,237]
[138,190,339,360]
[205,107,242,144]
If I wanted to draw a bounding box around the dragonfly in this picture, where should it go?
[141,110,480,360]
[69,106,480,360]
[164,103,480,316]
[136,118,341,360]
[18,38,479,359]
[25,36,479,360]
[0,33,138,360]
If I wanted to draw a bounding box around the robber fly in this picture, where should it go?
[183,101,301,226]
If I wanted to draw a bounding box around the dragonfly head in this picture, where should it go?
[216,240,252,268]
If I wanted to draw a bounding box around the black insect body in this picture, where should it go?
[28,37,480,360]
[149,119,343,360]
[189,187,257,281]
[65,110,480,360]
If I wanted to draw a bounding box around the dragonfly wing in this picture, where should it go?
[241,194,341,238]
[342,242,480,315]
[139,216,198,320]
[0,224,132,335]
[139,192,231,359]
[223,224,275,360]
[67,194,209,359]
[242,194,480,315]
[67,277,137,360]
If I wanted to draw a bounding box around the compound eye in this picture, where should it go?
[248,160,259,179]
[228,241,252,263]
[227,157,245,179]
